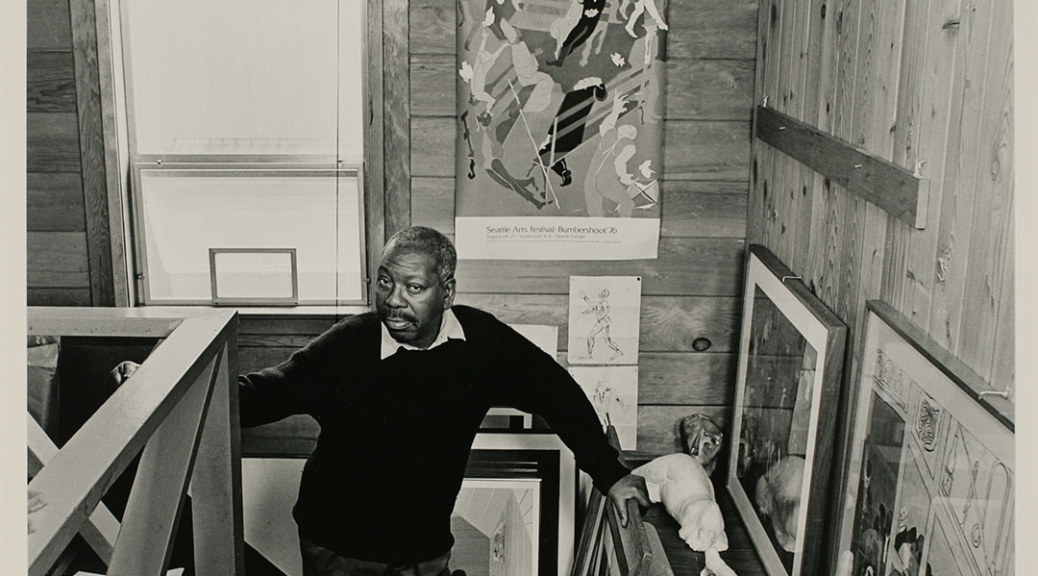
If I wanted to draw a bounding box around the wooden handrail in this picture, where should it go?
[26,308,243,576]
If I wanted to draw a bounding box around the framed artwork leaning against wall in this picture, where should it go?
[727,244,847,576]
[833,300,1014,576]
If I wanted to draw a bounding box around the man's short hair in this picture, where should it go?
[384,226,457,284]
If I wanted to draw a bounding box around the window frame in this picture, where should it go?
[116,0,384,308]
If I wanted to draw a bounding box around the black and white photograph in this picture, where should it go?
[10,0,1026,574]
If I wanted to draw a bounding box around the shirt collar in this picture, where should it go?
[380,308,466,360]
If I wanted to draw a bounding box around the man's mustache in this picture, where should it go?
[381,310,418,324]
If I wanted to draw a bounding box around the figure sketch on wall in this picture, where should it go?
[568,276,640,365]
[455,0,667,260]
[569,365,639,449]
[580,288,623,360]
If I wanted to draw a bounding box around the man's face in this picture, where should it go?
[375,243,455,348]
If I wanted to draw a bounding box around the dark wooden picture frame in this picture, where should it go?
[726,245,847,576]
[464,431,578,576]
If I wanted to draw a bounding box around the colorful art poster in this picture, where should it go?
[567,276,641,365]
[569,365,639,449]
[455,0,668,260]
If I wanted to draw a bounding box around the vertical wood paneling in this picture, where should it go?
[957,0,1013,380]
[768,0,801,265]
[786,0,826,278]
[803,0,841,303]
[881,0,930,308]
[366,0,387,300]
[71,0,115,307]
[747,0,771,252]
[751,0,1014,399]
[900,0,963,330]
[851,0,904,387]
[751,0,780,251]
[928,0,993,351]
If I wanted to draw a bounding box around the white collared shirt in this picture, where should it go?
[379,308,466,360]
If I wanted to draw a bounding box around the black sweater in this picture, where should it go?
[239,305,629,563]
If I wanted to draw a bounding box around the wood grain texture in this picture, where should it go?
[238,316,338,336]
[27,172,86,232]
[755,106,926,228]
[27,51,77,113]
[409,0,456,54]
[881,0,931,309]
[27,113,81,173]
[746,0,775,251]
[663,121,752,181]
[899,0,963,330]
[928,0,992,352]
[71,0,115,307]
[957,0,1012,381]
[28,0,73,51]
[410,54,455,116]
[667,0,759,60]
[657,182,748,238]
[27,232,90,288]
[28,288,93,307]
[665,60,756,121]
[788,0,832,278]
[94,0,131,307]
[365,0,387,303]
[454,238,745,296]
[384,0,412,235]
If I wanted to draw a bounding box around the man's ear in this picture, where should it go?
[443,278,457,309]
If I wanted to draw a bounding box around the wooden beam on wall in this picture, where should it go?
[70,0,115,306]
[755,105,929,229]
[94,0,131,306]
[383,0,411,236]
[364,0,386,304]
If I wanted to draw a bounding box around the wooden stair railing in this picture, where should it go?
[27,307,244,576]
[571,426,671,576]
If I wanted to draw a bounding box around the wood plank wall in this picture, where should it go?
[37,0,761,457]
[27,0,115,307]
[749,0,1014,394]
[404,0,758,454]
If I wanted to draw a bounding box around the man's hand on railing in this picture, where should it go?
[109,361,141,387]
[606,473,651,527]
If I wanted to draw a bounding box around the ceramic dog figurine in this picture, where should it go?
[679,413,724,476]
[632,453,738,576]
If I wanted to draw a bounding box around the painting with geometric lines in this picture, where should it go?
[454,0,667,260]
[835,302,1014,576]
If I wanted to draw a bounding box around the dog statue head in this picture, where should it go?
[679,413,724,476]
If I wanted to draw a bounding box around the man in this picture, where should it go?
[114,226,649,576]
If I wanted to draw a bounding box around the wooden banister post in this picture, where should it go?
[189,337,245,576]
[27,415,120,564]
[107,350,221,576]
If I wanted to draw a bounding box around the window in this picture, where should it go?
[120,0,370,305]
